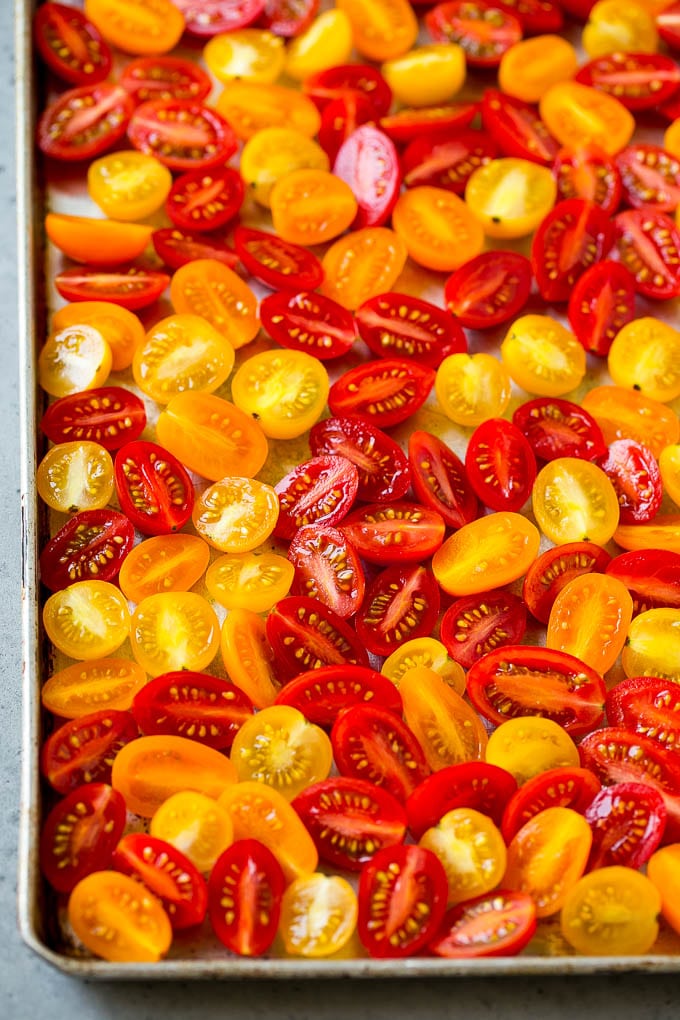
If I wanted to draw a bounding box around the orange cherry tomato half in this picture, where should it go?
[170,258,259,350]
[45,213,152,266]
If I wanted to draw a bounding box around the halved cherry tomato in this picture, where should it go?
[34,3,112,85]
[539,81,635,156]
[119,55,212,104]
[500,766,601,843]
[340,501,446,565]
[606,675,680,754]
[52,302,145,373]
[465,418,536,513]
[553,144,622,214]
[485,717,580,786]
[466,157,557,239]
[261,0,319,36]
[609,318,680,404]
[440,590,527,669]
[355,292,466,369]
[407,762,517,840]
[266,595,370,679]
[357,844,448,958]
[328,359,435,428]
[561,866,661,956]
[221,609,279,710]
[40,509,134,592]
[131,671,253,750]
[85,0,185,54]
[321,227,408,309]
[234,226,323,292]
[581,384,680,458]
[206,550,293,613]
[37,83,134,161]
[174,0,264,35]
[318,94,376,163]
[166,167,244,232]
[614,516,680,555]
[41,658,148,719]
[274,455,358,541]
[43,580,130,660]
[482,89,559,165]
[285,8,353,78]
[41,710,138,794]
[152,227,239,271]
[37,440,113,513]
[114,440,194,536]
[208,839,285,957]
[40,782,126,893]
[234,349,330,439]
[512,397,607,462]
[401,131,496,195]
[281,873,355,955]
[622,608,680,683]
[130,592,220,678]
[310,416,411,503]
[585,782,666,871]
[498,33,578,104]
[274,664,403,729]
[355,564,441,657]
[494,0,563,34]
[532,457,620,546]
[575,52,680,111]
[192,477,279,553]
[616,144,680,213]
[40,386,146,451]
[531,198,615,302]
[379,101,479,144]
[433,511,541,596]
[426,1,522,68]
[381,43,467,108]
[127,100,237,172]
[118,534,210,604]
[400,667,488,772]
[334,126,401,228]
[546,572,633,673]
[54,267,170,312]
[113,833,207,930]
[596,439,663,524]
[46,213,152,267]
[171,259,260,349]
[567,260,636,357]
[606,549,680,616]
[392,185,485,270]
[215,80,321,140]
[419,806,506,906]
[522,541,612,623]
[230,704,332,798]
[203,28,285,85]
[39,326,112,399]
[429,889,537,959]
[88,149,173,222]
[288,525,365,619]
[408,430,479,530]
[303,63,393,116]
[336,0,418,62]
[444,251,531,330]
[133,313,235,406]
[259,290,356,361]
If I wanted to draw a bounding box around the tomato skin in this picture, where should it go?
[114,441,194,537]
[292,777,407,871]
[567,260,636,358]
[358,844,448,959]
[304,64,393,117]
[234,226,324,292]
[274,664,403,729]
[34,3,112,86]
[500,766,601,843]
[406,762,518,841]
[131,671,254,750]
[439,590,527,670]
[208,839,284,956]
[379,102,479,144]
[465,418,536,513]
[127,100,237,172]
[266,596,370,680]
[531,198,615,303]
[152,228,239,271]
[166,167,244,233]
[309,416,411,503]
[426,1,522,68]
[355,292,467,369]
[175,0,265,35]
[340,501,446,565]
[606,676,680,754]
[408,431,479,530]
[37,83,134,161]
[355,563,441,657]
[432,512,541,597]
[444,251,532,330]
[575,52,680,112]
[596,439,663,525]
[466,646,606,736]
[495,0,563,34]
[54,267,170,312]
[260,290,356,361]
[40,387,146,452]
[274,455,359,541]
[334,126,401,229]
[288,524,365,619]
[40,509,134,592]
[41,710,138,794]
[113,833,207,930]
[119,56,212,104]
[512,398,607,463]
[613,208,680,300]
[429,889,537,959]
[40,783,126,893]
[482,89,559,166]
[332,704,430,802]
[329,359,435,429]
[585,782,667,871]
[318,94,375,163]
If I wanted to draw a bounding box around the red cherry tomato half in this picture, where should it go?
[40,783,126,893]
[131,671,254,750]
[275,664,403,729]
[444,250,532,330]
[429,889,537,959]
[340,501,446,565]
[234,226,324,292]
[567,260,636,357]
[440,589,527,670]
[328,359,435,429]
[334,126,401,229]
[174,0,266,36]
[259,290,357,360]
[402,131,498,194]
[465,418,537,513]
[318,94,376,164]
[292,777,407,871]
[408,430,479,530]
[40,386,147,451]
[531,198,615,303]
[303,64,393,117]
[208,839,285,956]
[34,2,112,86]
[606,550,680,615]
[309,415,411,503]
[575,53,680,112]
[522,541,612,624]
[274,455,359,540]
[113,833,208,929]
[606,675,680,754]
[40,508,134,592]
[466,646,606,736]
[406,762,518,841]
[119,56,213,104]
[615,144,680,214]
[166,167,244,232]
[288,524,365,618]
[613,208,680,299]
[426,1,523,68]
[500,766,601,843]
[358,844,448,959]
[585,782,666,870]
[266,595,370,679]
[512,397,608,461]
[152,228,239,271]
[114,440,194,536]
[596,439,663,525]
[260,0,319,37]
[495,0,563,34]
[355,563,441,657]
[379,102,480,145]
[127,100,237,172]
[41,710,138,794]
[482,89,559,166]
[355,292,467,369]
[552,145,622,215]
[54,267,170,311]
[37,83,134,162]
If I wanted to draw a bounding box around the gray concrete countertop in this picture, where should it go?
[3,3,680,1016]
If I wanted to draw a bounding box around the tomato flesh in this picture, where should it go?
[440,590,527,670]
[40,508,134,591]
[274,664,403,729]
[309,415,411,503]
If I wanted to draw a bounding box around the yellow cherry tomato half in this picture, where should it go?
[381,44,466,107]
[581,385,680,458]
[215,81,321,141]
[622,608,680,682]
[39,325,112,398]
[132,313,235,404]
[170,259,259,350]
[240,128,329,208]
[419,808,507,906]
[87,150,173,222]
[660,445,680,507]
[647,844,680,937]
[540,81,635,156]
[485,717,580,786]
[392,186,485,270]
[270,169,358,246]
[381,637,466,694]
[150,790,233,873]
[608,317,680,403]
[221,608,279,709]
[435,351,512,427]
[465,159,557,239]
[432,512,541,596]
[192,477,280,553]
[43,580,130,660]
[130,591,220,677]
[336,0,418,62]
[230,349,329,441]
[118,533,211,604]
[498,35,579,104]
[582,0,658,59]
[206,551,294,613]
[203,29,285,85]
[285,9,354,80]
[321,227,408,310]
[37,440,114,513]
[52,301,144,372]
[532,457,620,546]
[279,874,358,958]
[560,866,661,956]
[501,314,586,397]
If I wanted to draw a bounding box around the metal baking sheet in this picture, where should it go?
[16,0,680,977]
